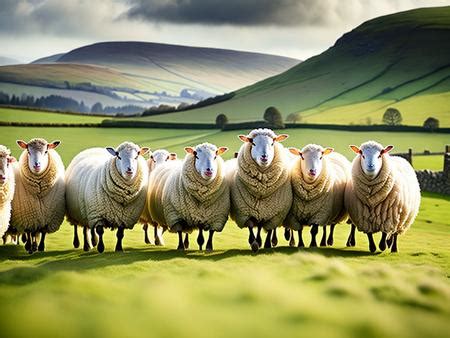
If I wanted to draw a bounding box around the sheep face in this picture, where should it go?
[350,141,394,179]
[107,143,149,181]
[0,148,14,185]
[150,150,177,166]
[289,144,333,183]
[185,143,228,181]
[17,139,60,175]
[239,131,288,168]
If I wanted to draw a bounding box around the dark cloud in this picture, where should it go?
[125,0,331,26]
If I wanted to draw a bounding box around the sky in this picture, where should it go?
[1,0,449,63]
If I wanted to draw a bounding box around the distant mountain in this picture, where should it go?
[0,56,21,66]
[141,6,450,127]
[0,42,299,113]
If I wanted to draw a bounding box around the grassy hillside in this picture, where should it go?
[0,191,448,338]
[138,6,450,126]
[0,107,105,123]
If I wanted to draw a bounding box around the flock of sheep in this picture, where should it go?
[0,128,421,254]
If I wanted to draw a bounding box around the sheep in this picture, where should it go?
[65,142,149,253]
[345,141,421,253]
[10,138,65,253]
[160,143,229,251]
[0,146,15,242]
[140,149,177,245]
[228,128,292,252]
[284,144,351,248]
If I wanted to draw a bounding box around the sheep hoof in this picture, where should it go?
[28,250,33,255]
[83,243,90,252]
[97,242,105,253]
[350,238,356,247]
[32,242,37,252]
[271,237,278,247]
[251,241,259,253]
[369,243,376,253]
[25,241,31,251]
[379,241,386,251]
[38,242,45,252]
[284,228,291,241]
[115,246,123,252]
[289,237,296,247]
[21,233,27,244]
[177,244,185,251]
[327,238,334,246]
[320,239,327,247]
[73,237,80,249]
[310,241,317,248]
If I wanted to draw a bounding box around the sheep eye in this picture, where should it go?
[135,156,139,160]
[320,156,323,160]
[362,155,365,159]
[45,150,48,154]
[214,156,217,160]
[195,155,199,160]
[117,155,122,160]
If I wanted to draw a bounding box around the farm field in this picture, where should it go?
[0,192,448,338]
[0,107,105,124]
[0,125,449,165]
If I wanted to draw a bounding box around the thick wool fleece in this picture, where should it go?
[345,155,420,235]
[162,154,230,233]
[65,148,148,230]
[0,147,15,238]
[11,149,65,233]
[285,152,350,230]
[229,142,292,230]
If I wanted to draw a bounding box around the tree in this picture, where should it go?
[264,106,284,128]
[215,114,229,129]
[286,112,302,124]
[382,108,402,125]
[91,102,104,114]
[423,117,439,132]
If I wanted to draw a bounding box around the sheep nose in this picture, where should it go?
[126,167,132,172]
[368,163,375,168]
[0,175,5,180]
[206,168,212,172]
[34,161,40,166]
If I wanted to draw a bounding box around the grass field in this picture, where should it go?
[0,125,449,165]
[0,107,105,123]
[0,192,448,338]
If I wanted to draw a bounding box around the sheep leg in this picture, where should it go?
[197,229,205,250]
[289,229,296,247]
[155,226,164,246]
[38,231,46,252]
[256,226,262,248]
[83,226,90,252]
[206,230,214,252]
[248,227,255,245]
[2,234,6,245]
[143,224,151,244]
[264,229,272,249]
[115,226,125,252]
[177,231,185,251]
[327,224,335,246]
[90,227,98,247]
[96,226,105,253]
[21,233,27,244]
[367,233,376,253]
[310,224,319,247]
[271,228,278,247]
[346,224,356,247]
[386,234,393,248]
[73,225,80,248]
[284,228,291,241]
[31,232,38,252]
[297,229,304,248]
[391,234,398,253]
[25,232,32,253]
[184,233,189,250]
[379,232,387,251]
[320,226,327,247]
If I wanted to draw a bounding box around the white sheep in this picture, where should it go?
[140,149,177,245]
[285,144,351,248]
[160,143,229,251]
[10,138,65,253]
[345,141,421,253]
[65,142,149,253]
[0,145,15,242]
[228,128,292,252]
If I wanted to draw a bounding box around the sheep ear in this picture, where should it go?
[274,134,289,142]
[48,140,61,149]
[380,145,394,155]
[216,147,228,156]
[106,147,117,157]
[238,135,250,143]
[169,153,177,160]
[350,145,361,154]
[7,156,16,163]
[185,147,196,155]
[139,147,150,156]
[17,140,28,149]
[289,147,301,156]
[322,147,334,156]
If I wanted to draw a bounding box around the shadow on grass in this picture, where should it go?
[0,244,377,286]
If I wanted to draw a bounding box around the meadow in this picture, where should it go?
[0,122,449,338]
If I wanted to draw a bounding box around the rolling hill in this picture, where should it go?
[138,6,450,127]
[0,42,299,111]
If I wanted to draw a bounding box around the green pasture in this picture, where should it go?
[0,107,105,124]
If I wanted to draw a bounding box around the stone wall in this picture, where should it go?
[415,147,450,195]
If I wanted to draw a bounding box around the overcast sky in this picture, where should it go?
[1,0,448,63]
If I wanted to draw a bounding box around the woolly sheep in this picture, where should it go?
[160,143,229,251]
[65,142,149,253]
[345,141,421,253]
[140,149,177,245]
[0,145,15,242]
[228,128,292,252]
[10,138,65,253]
[285,144,351,248]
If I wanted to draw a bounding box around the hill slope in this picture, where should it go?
[0,42,299,111]
[139,6,450,127]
